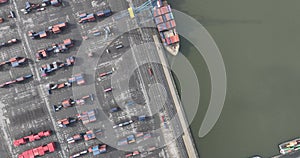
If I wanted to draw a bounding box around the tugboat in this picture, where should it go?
[279,138,300,155]
[153,0,179,56]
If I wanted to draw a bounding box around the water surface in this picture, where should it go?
[171,0,300,157]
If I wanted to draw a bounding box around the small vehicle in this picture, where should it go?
[103,87,112,92]
[147,67,153,76]
[37,7,46,12]
[0,18,3,23]
[115,44,123,49]
[8,11,15,18]
[7,38,17,44]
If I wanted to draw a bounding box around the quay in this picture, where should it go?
[153,35,199,158]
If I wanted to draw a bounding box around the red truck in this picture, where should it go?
[57,117,77,128]
[18,142,55,158]
[48,22,67,33]
[0,0,8,4]
[13,130,51,147]
[78,13,95,23]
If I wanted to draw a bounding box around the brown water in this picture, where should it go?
[171,0,300,157]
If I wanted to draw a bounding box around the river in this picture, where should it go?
[170,0,300,158]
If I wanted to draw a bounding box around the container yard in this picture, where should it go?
[0,0,198,158]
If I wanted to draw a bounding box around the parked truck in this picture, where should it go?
[39,56,75,77]
[96,9,112,17]
[69,150,88,158]
[113,120,133,129]
[42,0,62,7]
[125,151,140,158]
[68,73,85,85]
[67,129,102,144]
[53,38,73,53]
[48,22,67,33]
[0,74,32,88]
[0,57,26,68]
[0,38,18,48]
[36,39,74,60]
[76,110,97,124]
[84,129,102,141]
[0,0,8,4]
[78,13,95,23]
[88,144,107,156]
[57,117,77,128]
[67,134,82,144]
[13,130,51,147]
[46,81,72,94]
[18,142,55,158]
[52,94,93,112]
[28,22,67,39]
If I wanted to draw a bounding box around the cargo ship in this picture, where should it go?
[279,138,300,155]
[153,0,179,56]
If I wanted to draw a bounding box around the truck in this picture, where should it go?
[138,115,146,121]
[48,22,67,34]
[76,110,97,124]
[78,13,95,23]
[39,56,75,77]
[0,57,26,68]
[84,129,102,141]
[21,2,44,14]
[13,130,51,147]
[36,39,73,60]
[65,56,75,66]
[28,31,47,39]
[35,49,51,60]
[104,87,112,92]
[96,9,112,17]
[28,22,67,39]
[18,142,55,158]
[40,61,63,77]
[127,134,135,144]
[10,57,27,67]
[69,150,88,158]
[57,117,77,128]
[0,0,8,4]
[125,151,140,158]
[52,94,93,112]
[99,70,113,77]
[117,134,135,146]
[110,107,120,113]
[67,129,102,144]
[0,38,18,48]
[113,120,133,129]
[117,138,127,146]
[46,81,72,94]
[88,144,107,156]
[42,0,62,7]
[0,74,33,88]
[67,134,82,144]
[68,73,85,85]
[53,38,74,53]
